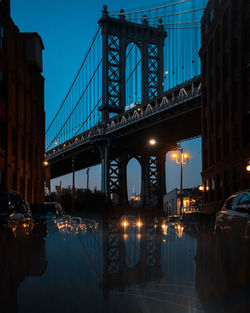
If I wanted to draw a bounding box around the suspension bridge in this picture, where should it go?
[45,0,207,207]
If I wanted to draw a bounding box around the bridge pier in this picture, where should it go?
[141,152,166,208]
[45,165,51,194]
[100,143,128,205]
[101,142,109,195]
[100,143,166,208]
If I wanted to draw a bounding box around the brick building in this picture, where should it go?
[200,0,250,211]
[0,0,45,202]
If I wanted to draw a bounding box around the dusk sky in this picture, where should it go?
[11,0,203,196]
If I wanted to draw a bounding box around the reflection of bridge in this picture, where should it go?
[45,3,205,207]
[102,217,163,292]
[0,226,47,313]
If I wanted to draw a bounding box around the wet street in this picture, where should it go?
[0,214,249,313]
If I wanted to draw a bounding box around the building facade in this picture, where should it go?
[0,0,45,202]
[163,188,201,215]
[200,0,250,211]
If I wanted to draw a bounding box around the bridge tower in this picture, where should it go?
[98,6,167,207]
[99,5,167,125]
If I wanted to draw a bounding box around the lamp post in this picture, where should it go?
[171,147,189,215]
[86,167,90,190]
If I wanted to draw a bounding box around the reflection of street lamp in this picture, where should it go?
[171,147,189,215]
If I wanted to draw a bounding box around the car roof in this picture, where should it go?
[227,190,250,198]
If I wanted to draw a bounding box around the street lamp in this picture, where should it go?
[171,147,189,215]
[247,161,250,172]
[149,138,156,145]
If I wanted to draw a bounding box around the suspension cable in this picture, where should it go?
[47,59,102,150]
[162,26,201,29]
[74,97,102,137]
[158,20,200,25]
[126,59,141,84]
[110,0,189,16]
[131,7,205,20]
[45,27,100,135]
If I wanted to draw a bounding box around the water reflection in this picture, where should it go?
[54,216,99,234]
[0,213,249,313]
[102,216,162,293]
[0,221,47,313]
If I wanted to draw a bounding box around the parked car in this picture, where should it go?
[0,190,33,235]
[0,190,31,220]
[30,202,64,218]
[166,215,179,223]
[180,211,215,232]
[215,190,250,240]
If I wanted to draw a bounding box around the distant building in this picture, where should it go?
[0,0,45,202]
[130,185,141,206]
[199,0,250,211]
[163,188,201,215]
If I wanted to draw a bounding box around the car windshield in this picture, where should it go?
[0,192,9,211]
[239,194,250,204]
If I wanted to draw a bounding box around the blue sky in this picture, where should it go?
[11,0,203,196]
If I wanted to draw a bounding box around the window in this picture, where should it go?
[0,25,4,50]
[0,120,6,149]
[223,131,229,156]
[215,26,221,52]
[223,9,229,41]
[0,70,3,96]
[232,195,241,209]
[209,8,214,23]
[0,70,7,100]
[12,129,17,156]
[22,135,26,160]
[225,195,240,210]
[224,197,234,210]
[239,194,250,204]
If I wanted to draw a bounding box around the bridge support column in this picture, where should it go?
[100,143,128,205]
[45,166,51,194]
[141,153,166,208]
[107,152,128,205]
[119,152,128,206]
[101,143,109,196]
[158,152,166,207]
[141,155,151,207]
